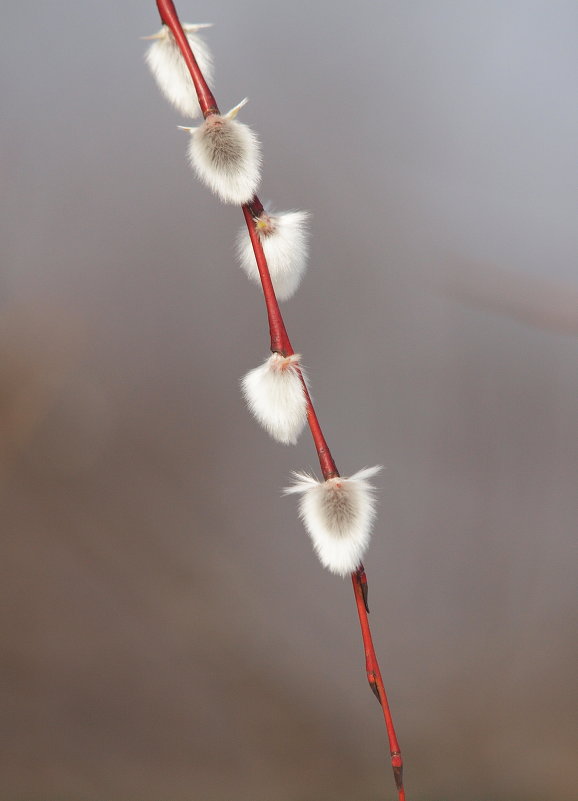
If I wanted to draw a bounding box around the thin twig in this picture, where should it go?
[153,1,405,796]
[353,565,405,798]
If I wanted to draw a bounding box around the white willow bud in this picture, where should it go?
[180,100,261,204]
[241,353,308,445]
[236,210,310,301]
[284,466,382,576]
[144,23,214,119]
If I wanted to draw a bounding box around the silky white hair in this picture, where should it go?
[236,210,310,301]
[241,354,307,445]
[144,23,214,119]
[284,466,382,576]
[183,101,261,204]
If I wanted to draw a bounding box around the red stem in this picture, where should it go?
[241,205,291,357]
[156,0,219,116]
[153,4,405,797]
[353,566,405,798]
[242,205,339,481]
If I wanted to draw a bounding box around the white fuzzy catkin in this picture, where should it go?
[284,466,382,576]
[241,354,307,445]
[236,210,310,301]
[182,100,262,204]
[144,23,214,119]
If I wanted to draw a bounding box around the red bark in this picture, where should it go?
[152,4,405,797]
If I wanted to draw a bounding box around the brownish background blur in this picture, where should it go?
[1,2,577,799]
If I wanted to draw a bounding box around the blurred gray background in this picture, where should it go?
[1,1,577,799]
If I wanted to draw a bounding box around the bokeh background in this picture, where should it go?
[1,1,577,799]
